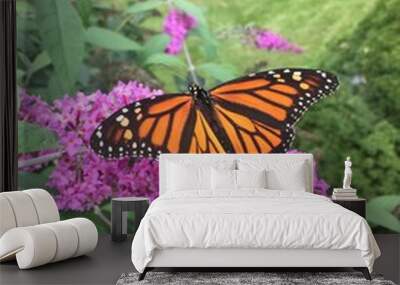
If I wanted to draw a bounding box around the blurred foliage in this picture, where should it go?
[16,0,400,232]
[18,166,55,190]
[323,0,400,129]
[18,121,58,153]
[367,195,400,233]
[296,0,400,232]
[16,0,234,98]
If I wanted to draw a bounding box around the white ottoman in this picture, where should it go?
[0,189,98,269]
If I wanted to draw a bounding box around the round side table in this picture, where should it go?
[111,197,149,242]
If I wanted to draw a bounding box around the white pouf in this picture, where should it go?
[0,189,98,269]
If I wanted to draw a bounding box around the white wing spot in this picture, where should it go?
[120,117,130,127]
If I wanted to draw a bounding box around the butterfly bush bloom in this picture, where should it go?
[287,149,330,196]
[216,26,303,54]
[19,81,163,211]
[254,30,303,53]
[252,29,303,53]
[18,89,61,132]
[163,9,197,55]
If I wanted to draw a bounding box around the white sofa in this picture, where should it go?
[0,189,98,269]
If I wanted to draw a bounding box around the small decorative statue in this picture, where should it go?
[342,156,352,189]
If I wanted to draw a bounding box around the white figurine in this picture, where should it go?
[342,156,352,189]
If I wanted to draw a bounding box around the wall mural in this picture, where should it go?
[16,0,400,234]
[90,69,338,158]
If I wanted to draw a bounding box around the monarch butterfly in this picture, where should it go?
[90,68,339,159]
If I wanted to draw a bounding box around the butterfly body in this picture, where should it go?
[90,68,339,159]
[189,84,212,106]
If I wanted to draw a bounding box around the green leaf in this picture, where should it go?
[140,34,170,61]
[16,69,25,85]
[100,201,136,232]
[18,166,54,190]
[197,63,238,82]
[33,0,85,95]
[17,51,31,69]
[367,195,400,233]
[26,51,51,81]
[16,0,34,15]
[126,0,164,14]
[192,25,218,60]
[46,74,66,102]
[18,121,58,153]
[101,201,112,214]
[144,53,186,69]
[173,0,207,26]
[86,27,142,51]
[75,0,93,27]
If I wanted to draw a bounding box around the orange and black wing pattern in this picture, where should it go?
[209,68,339,153]
[90,93,227,159]
[90,94,192,158]
[90,68,339,158]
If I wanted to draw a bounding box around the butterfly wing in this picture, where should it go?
[90,93,227,159]
[209,68,339,153]
[91,68,339,158]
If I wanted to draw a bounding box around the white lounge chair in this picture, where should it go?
[0,189,98,269]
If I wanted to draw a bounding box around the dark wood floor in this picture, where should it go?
[0,235,133,285]
[0,234,399,285]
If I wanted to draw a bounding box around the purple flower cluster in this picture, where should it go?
[163,9,197,55]
[252,29,303,53]
[19,81,163,211]
[287,149,330,196]
[18,89,61,132]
